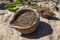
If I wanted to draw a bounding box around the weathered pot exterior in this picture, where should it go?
[15,18,39,34]
[9,8,40,34]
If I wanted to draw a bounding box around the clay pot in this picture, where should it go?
[9,8,40,34]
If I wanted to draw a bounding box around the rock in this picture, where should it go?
[56,2,60,11]
[0,0,9,3]
[2,10,14,22]
[47,1,56,10]
[0,15,3,24]
[0,10,6,15]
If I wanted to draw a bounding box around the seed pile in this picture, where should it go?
[13,11,36,27]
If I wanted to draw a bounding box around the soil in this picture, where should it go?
[33,6,55,18]
[13,11,37,27]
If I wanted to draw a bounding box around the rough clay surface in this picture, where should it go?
[0,1,60,40]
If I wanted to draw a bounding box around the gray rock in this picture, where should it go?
[2,10,14,22]
[0,0,9,3]
[0,10,6,15]
[56,2,60,11]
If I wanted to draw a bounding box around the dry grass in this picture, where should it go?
[33,6,55,18]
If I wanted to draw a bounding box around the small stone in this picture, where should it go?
[0,10,6,15]
[47,1,56,9]
[2,10,14,22]
[56,2,60,11]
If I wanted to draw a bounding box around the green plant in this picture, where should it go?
[7,8,19,12]
[13,1,22,5]
[5,0,21,12]
[5,0,39,12]
[5,1,22,8]
[30,3,38,8]
[24,1,28,5]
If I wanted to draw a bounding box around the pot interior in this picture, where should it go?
[10,9,36,25]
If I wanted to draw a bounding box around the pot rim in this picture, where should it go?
[9,8,39,29]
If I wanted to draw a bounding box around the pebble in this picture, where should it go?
[2,10,14,22]
[0,10,6,15]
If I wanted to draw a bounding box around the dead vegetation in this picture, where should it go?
[33,6,55,19]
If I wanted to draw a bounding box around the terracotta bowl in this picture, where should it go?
[9,8,40,34]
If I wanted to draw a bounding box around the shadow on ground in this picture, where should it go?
[0,3,6,10]
[21,21,53,39]
[47,16,60,20]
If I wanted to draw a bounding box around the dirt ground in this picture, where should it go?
[0,1,60,40]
